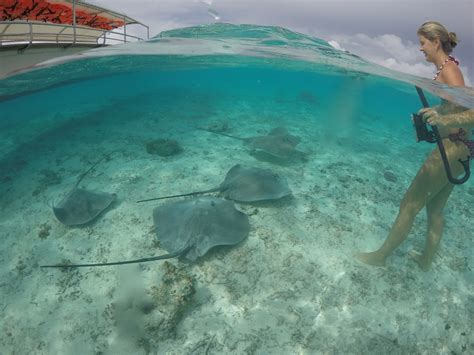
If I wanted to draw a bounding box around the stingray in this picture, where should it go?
[136,164,292,203]
[52,153,117,226]
[200,126,303,159]
[41,197,250,268]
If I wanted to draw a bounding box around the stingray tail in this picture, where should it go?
[75,151,115,187]
[136,187,220,203]
[197,128,244,141]
[40,245,192,269]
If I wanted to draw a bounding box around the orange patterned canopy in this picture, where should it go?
[0,0,132,30]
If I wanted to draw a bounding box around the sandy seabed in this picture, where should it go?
[1,95,473,355]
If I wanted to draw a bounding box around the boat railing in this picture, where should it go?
[0,20,149,48]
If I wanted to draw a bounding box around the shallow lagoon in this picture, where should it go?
[0,24,472,354]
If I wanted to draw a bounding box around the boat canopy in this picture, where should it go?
[0,0,143,30]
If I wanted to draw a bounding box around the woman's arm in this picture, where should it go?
[419,107,474,129]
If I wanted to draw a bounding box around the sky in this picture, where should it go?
[89,0,474,85]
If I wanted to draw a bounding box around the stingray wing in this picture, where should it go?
[247,135,295,158]
[222,165,292,202]
[54,188,116,226]
[153,197,249,261]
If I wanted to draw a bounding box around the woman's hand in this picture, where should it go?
[418,108,448,127]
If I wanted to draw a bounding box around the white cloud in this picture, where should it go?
[460,66,472,87]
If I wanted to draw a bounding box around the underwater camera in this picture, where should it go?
[412,112,436,143]
[412,86,470,184]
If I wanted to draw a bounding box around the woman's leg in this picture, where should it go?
[410,183,454,271]
[356,140,466,266]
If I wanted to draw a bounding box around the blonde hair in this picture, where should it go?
[417,21,459,54]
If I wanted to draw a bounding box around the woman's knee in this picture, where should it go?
[399,198,424,217]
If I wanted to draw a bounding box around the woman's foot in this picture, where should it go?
[408,250,431,271]
[355,251,386,267]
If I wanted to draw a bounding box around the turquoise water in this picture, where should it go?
[0,24,473,354]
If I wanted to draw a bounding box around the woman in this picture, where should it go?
[356,21,473,271]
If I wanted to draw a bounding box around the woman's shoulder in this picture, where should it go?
[440,61,465,86]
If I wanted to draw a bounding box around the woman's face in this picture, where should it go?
[418,35,438,63]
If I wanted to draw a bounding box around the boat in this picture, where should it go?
[0,0,149,78]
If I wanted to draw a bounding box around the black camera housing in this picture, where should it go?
[412,113,436,143]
